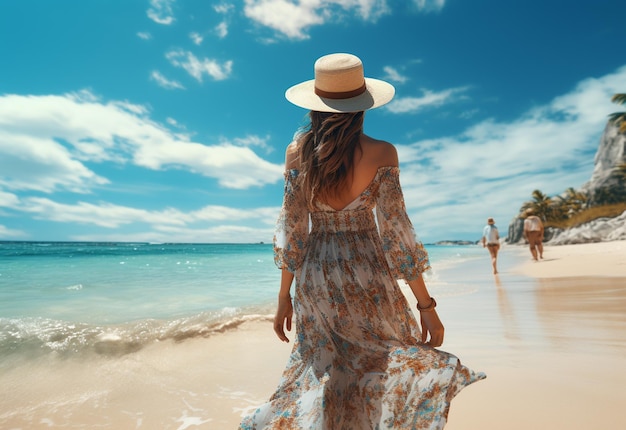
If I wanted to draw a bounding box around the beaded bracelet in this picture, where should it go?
[416,297,437,312]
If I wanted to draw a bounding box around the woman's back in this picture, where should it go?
[286,134,398,211]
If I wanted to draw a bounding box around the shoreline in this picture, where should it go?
[1,241,625,428]
[445,240,626,429]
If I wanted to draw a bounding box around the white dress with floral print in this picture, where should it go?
[240,167,485,430]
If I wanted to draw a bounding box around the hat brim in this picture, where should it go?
[285,78,395,113]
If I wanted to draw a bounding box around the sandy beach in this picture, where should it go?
[2,241,625,429]
[444,240,626,429]
[224,240,626,429]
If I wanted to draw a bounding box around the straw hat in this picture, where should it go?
[285,53,395,113]
[487,217,495,224]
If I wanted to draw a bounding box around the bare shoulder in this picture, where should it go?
[285,140,300,170]
[361,134,399,168]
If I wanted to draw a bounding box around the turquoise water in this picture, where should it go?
[0,241,485,359]
[0,242,277,323]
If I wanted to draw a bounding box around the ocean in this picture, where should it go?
[0,241,487,428]
[0,241,486,358]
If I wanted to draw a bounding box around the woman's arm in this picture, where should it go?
[273,143,301,343]
[274,269,294,343]
[406,275,444,347]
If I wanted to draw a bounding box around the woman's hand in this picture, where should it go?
[273,294,293,343]
[419,310,444,347]
[406,275,444,347]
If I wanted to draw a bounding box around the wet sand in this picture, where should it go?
[446,240,626,429]
[2,241,624,429]
[229,241,626,429]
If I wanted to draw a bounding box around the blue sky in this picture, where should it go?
[0,0,624,244]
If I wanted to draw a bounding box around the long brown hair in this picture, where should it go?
[296,111,364,207]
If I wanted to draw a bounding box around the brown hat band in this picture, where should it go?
[314,83,367,100]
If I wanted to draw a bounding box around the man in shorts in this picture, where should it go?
[481,217,500,274]
[523,209,544,261]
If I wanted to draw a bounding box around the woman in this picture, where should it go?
[240,53,484,429]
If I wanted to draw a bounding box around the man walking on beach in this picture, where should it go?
[481,217,500,274]
[523,209,544,261]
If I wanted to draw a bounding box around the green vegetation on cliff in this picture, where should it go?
[516,93,626,230]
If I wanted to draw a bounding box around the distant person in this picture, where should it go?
[239,53,484,429]
[481,217,500,274]
[523,209,544,261]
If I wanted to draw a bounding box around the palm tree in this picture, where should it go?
[609,93,626,134]
[521,189,552,221]
[553,187,588,218]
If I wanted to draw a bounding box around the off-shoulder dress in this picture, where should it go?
[240,166,485,430]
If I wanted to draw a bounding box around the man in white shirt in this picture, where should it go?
[481,217,500,274]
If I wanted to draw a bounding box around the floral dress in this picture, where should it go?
[240,167,485,430]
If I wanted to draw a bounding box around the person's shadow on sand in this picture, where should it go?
[494,275,520,340]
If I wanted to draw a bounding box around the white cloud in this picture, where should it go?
[244,0,323,40]
[459,108,479,120]
[147,0,175,25]
[0,190,20,207]
[67,206,281,243]
[150,70,185,90]
[0,128,110,193]
[232,135,273,152]
[383,66,408,84]
[413,0,445,12]
[71,223,275,244]
[214,3,235,14]
[396,65,626,242]
[1,195,279,243]
[18,198,161,228]
[137,32,152,40]
[13,198,274,228]
[216,21,229,38]
[214,2,233,39]
[0,223,27,239]
[165,50,233,82]
[0,91,285,241]
[243,0,391,40]
[189,32,204,45]
[0,91,283,195]
[386,86,469,114]
[166,117,185,128]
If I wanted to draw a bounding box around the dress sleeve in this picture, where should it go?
[375,167,430,280]
[273,169,310,272]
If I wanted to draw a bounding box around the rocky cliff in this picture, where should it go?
[547,210,626,244]
[508,122,626,244]
[582,122,626,204]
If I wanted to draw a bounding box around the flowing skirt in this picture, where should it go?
[240,212,485,429]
